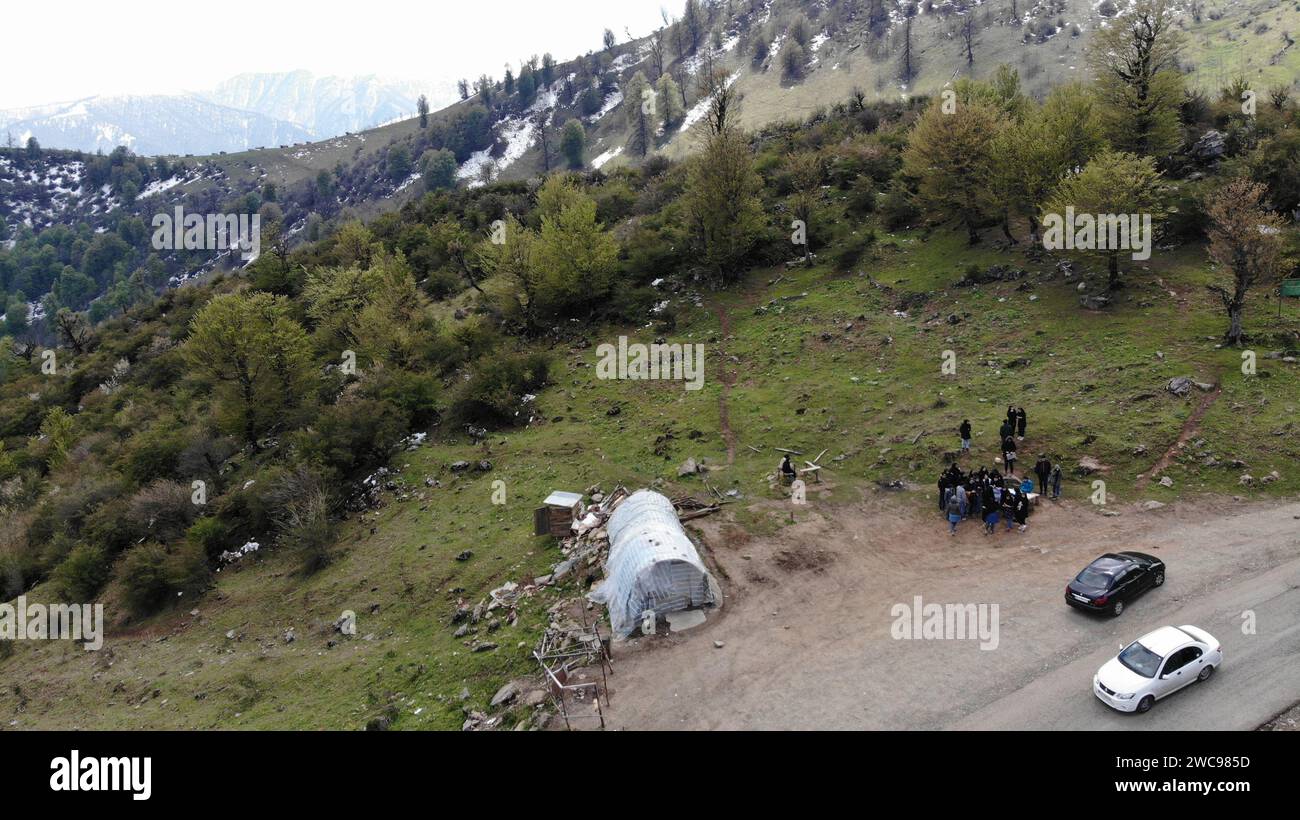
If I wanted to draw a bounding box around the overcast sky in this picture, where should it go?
[2,0,671,109]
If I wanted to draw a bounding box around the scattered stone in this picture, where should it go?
[472,642,499,653]
[1188,129,1226,162]
[455,550,473,561]
[490,682,520,708]
[677,457,700,477]
[282,629,296,644]
[1139,501,1166,511]
[1076,456,1104,475]
[1158,476,1174,488]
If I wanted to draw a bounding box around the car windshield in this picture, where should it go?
[1075,568,1113,589]
[1118,641,1161,678]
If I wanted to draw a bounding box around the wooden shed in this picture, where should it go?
[534,491,584,537]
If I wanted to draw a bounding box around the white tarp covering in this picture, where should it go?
[588,490,721,638]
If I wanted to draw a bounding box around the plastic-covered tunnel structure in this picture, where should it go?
[588,490,721,638]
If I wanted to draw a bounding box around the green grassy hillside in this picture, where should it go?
[4,214,1296,728]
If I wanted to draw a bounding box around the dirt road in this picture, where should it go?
[600,493,1300,730]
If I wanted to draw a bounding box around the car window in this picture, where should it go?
[1076,568,1112,588]
[1118,641,1161,678]
[1162,648,1193,676]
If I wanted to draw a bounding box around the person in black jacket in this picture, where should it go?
[1014,490,1030,532]
[1016,407,1028,440]
[959,419,972,453]
[1034,455,1052,494]
[1002,435,1017,475]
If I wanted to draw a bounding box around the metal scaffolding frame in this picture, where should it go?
[532,609,614,730]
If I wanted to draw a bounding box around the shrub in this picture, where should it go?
[185,517,229,562]
[847,177,878,215]
[51,544,111,601]
[364,369,442,428]
[293,398,406,480]
[122,427,185,485]
[832,230,878,271]
[115,542,209,618]
[213,467,286,544]
[880,182,921,230]
[27,475,123,547]
[81,497,142,557]
[451,352,550,426]
[423,268,462,300]
[268,467,335,575]
[126,480,200,543]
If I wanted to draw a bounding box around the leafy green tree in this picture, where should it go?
[561,120,586,169]
[658,74,684,129]
[954,64,1030,120]
[53,268,97,310]
[624,71,653,157]
[386,145,413,183]
[902,99,1003,245]
[992,84,1107,242]
[683,124,766,282]
[38,406,76,468]
[421,148,458,191]
[417,94,430,128]
[527,177,619,319]
[1088,0,1185,158]
[1042,150,1171,289]
[184,292,314,445]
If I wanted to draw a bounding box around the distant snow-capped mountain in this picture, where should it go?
[0,95,313,156]
[0,72,457,156]
[200,71,457,139]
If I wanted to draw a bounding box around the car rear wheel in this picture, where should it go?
[1136,695,1154,714]
[1198,665,1214,683]
[1153,571,1165,587]
[1110,599,1125,617]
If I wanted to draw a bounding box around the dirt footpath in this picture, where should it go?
[599,493,1300,730]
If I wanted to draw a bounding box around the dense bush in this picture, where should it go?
[451,352,550,426]
[126,480,200,543]
[293,398,407,480]
[51,544,110,601]
[115,542,209,617]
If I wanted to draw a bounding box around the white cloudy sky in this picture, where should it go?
[2,0,670,109]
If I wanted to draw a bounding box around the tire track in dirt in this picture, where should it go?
[716,304,737,465]
[1137,383,1223,487]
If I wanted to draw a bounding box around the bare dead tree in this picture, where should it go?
[960,16,976,65]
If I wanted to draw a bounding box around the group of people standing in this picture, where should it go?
[939,464,1032,536]
[942,407,1063,538]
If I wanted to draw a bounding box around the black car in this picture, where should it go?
[1065,551,1165,617]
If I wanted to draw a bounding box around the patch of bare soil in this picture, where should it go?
[598,490,1300,730]
[1137,385,1222,486]
[771,546,837,573]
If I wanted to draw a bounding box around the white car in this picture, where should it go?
[1093,625,1222,713]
